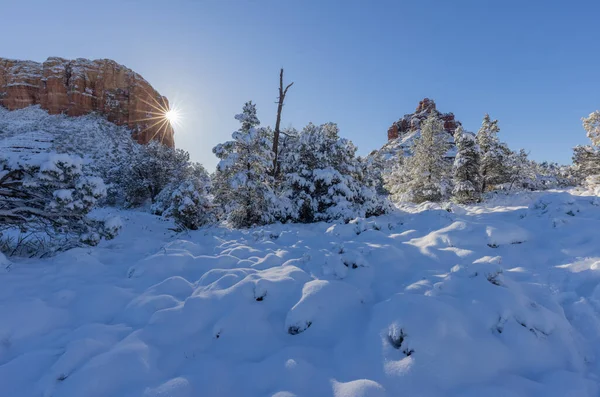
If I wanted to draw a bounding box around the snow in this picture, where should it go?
[53,189,74,201]
[1,190,600,396]
[0,253,11,270]
[376,128,458,167]
[0,105,135,163]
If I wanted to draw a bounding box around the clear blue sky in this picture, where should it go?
[3,0,599,169]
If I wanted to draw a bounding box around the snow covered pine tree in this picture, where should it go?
[280,122,388,222]
[212,102,279,227]
[575,111,600,191]
[583,111,600,147]
[452,126,481,203]
[573,146,600,186]
[476,114,510,193]
[505,149,536,190]
[384,114,449,203]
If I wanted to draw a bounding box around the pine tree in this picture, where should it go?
[356,154,388,196]
[573,145,600,183]
[354,154,392,216]
[476,114,510,192]
[574,112,600,191]
[506,149,536,190]
[280,122,387,222]
[452,126,481,203]
[383,155,410,204]
[212,102,279,227]
[583,111,600,146]
[384,114,449,203]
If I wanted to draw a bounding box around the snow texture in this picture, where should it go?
[0,106,135,162]
[0,190,599,396]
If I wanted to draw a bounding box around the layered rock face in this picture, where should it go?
[387,98,460,141]
[0,57,174,147]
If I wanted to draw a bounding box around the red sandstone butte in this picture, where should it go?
[387,98,460,141]
[0,57,174,147]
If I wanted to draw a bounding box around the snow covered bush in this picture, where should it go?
[274,126,299,177]
[151,163,213,230]
[353,155,393,217]
[0,106,144,206]
[452,126,481,203]
[532,161,576,190]
[384,114,450,203]
[212,102,280,227]
[120,141,193,207]
[356,154,388,196]
[487,150,574,193]
[280,122,388,222]
[585,175,600,195]
[0,153,118,256]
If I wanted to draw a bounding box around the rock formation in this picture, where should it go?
[387,98,460,141]
[0,57,174,147]
[373,98,463,168]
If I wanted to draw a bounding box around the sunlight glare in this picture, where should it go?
[165,108,181,125]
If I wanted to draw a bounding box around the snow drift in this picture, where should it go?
[0,190,599,396]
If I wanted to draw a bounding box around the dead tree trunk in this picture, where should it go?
[272,68,293,176]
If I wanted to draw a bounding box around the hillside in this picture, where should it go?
[0,105,136,164]
[1,189,599,396]
[373,98,463,167]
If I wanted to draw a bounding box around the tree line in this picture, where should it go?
[1,70,597,256]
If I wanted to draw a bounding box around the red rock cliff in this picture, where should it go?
[387,98,460,141]
[0,57,174,147]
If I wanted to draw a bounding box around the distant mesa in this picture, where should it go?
[387,98,461,141]
[0,57,174,147]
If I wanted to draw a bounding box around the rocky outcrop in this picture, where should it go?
[0,57,174,147]
[387,98,460,141]
[374,98,462,169]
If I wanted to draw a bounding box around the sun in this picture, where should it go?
[131,94,183,142]
[164,108,180,125]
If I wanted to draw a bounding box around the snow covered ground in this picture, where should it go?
[1,189,600,396]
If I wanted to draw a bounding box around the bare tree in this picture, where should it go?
[272,68,294,176]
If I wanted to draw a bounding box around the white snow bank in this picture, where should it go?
[285,280,364,342]
[485,222,530,246]
[0,190,599,396]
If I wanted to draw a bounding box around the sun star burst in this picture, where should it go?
[165,108,181,125]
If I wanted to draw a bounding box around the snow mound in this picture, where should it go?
[285,280,364,340]
[0,190,599,396]
[485,223,530,246]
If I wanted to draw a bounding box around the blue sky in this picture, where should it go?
[3,0,599,169]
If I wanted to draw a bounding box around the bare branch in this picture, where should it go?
[283,82,294,96]
[272,68,294,176]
